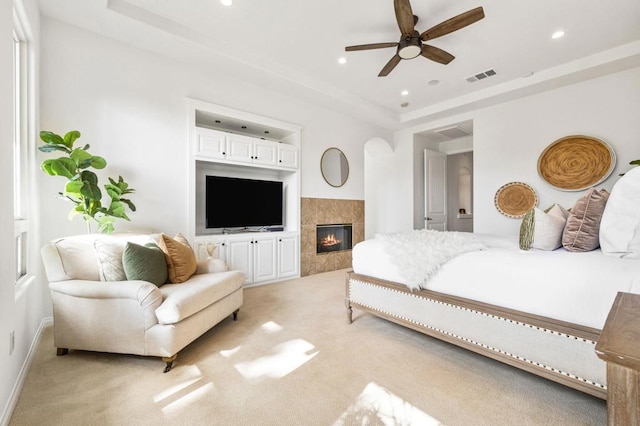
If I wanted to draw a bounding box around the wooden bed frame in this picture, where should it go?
[345,270,607,399]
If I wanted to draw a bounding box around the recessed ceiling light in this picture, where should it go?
[220,0,232,6]
[400,102,409,108]
[552,30,565,39]
[338,57,347,65]
[401,90,409,96]
[427,79,440,86]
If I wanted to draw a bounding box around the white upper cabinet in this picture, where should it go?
[196,128,296,170]
[278,144,299,169]
[196,128,227,160]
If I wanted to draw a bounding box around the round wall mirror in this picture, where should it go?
[321,148,349,187]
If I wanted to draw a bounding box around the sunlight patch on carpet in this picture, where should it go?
[234,338,318,381]
[220,345,241,358]
[334,382,442,426]
[261,321,283,332]
[160,381,215,417]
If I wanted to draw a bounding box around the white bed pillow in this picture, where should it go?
[519,204,568,251]
[599,166,640,258]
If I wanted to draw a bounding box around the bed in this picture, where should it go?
[346,230,640,399]
[347,167,640,399]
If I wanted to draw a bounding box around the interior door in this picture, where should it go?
[424,149,447,231]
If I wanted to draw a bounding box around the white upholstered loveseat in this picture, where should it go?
[41,233,245,372]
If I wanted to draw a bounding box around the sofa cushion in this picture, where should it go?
[155,270,245,324]
[158,233,198,283]
[123,242,168,286]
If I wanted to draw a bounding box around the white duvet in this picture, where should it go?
[351,233,640,329]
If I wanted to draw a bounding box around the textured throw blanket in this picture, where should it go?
[377,229,487,291]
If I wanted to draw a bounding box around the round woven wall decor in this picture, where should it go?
[537,135,616,191]
[494,182,538,218]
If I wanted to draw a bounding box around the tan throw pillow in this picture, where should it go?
[158,233,197,283]
[562,188,609,252]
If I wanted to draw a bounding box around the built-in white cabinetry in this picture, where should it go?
[189,99,301,286]
[195,127,297,170]
[195,232,299,286]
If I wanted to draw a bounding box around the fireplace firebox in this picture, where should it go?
[316,224,353,254]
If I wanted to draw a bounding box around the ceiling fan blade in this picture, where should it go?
[345,42,398,52]
[421,44,455,64]
[379,55,401,77]
[394,0,416,36]
[420,6,485,41]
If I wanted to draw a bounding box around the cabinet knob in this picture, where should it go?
[222,152,226,155]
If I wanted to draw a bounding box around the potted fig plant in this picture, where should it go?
[38,130,136,233]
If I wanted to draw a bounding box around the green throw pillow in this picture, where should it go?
[122,242,168,286]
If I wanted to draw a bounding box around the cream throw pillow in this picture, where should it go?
[158,233,198,283]
[519,204,569,251]
[94,238,127,281]
[599,166,640,258]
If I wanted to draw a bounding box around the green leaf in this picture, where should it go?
[63,130,81,148]
[80,171,101,200]
[120,198,136,212]
[77,159,93,170]
[108,201,128,218]
[64,180,84,196]
[38,144,71,154]
[39,131,64,145]
[70,148,92,165]
[91,156,107,169]
[630,159,640,166]
[47,158,77,179]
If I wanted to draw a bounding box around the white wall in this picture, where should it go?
[1,0,42,424]
[383,66,640,237]
[473,67,640,235]
[38,17,390,247]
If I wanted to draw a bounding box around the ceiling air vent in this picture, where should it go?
[434,125,471,139]
[466,68,497,83]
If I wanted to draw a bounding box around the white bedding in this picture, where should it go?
[352,233,640,329]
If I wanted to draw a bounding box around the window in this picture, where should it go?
[13,11,29,284]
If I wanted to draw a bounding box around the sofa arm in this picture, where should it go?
[48,279,163,331]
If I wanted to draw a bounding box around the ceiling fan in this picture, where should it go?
[345,0,485,77]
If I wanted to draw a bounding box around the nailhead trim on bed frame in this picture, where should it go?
[349,279,606,390]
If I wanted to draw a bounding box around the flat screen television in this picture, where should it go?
[206,175,283,229]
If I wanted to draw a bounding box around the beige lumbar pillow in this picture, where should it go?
[158,233,197,283]
[562,188,609,252]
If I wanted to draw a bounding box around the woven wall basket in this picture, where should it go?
[537,135,616,191]
[494,182,538,218]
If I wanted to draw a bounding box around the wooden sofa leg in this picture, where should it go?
[56,348,69,356]
[233,309,239,321]
[162,354,177,373]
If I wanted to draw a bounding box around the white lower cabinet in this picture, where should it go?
[197,232,298,285]
[277,233,299,278]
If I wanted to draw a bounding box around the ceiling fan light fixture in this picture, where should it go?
[397,38,422,59]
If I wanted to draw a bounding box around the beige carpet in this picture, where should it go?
[10,269,605,425]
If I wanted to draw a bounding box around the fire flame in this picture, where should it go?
[320,233,341,247]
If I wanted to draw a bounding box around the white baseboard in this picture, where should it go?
[0,317,53,426]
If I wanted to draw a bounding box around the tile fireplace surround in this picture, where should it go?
[301,198,364,276]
